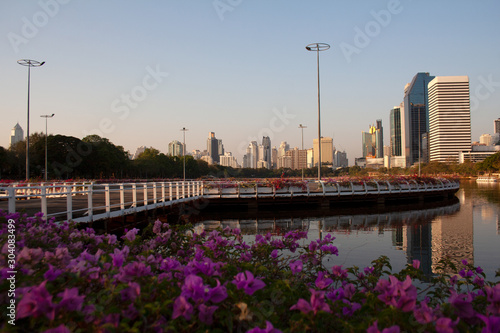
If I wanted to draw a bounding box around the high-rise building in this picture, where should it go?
[278,141,289,158]
[403,72,435,165]
[219,152,240,168]
[313,137,334,166]
[361,121,383,158]
[168,140,185,157]
[10,123,23,146]
[334,150,348,168]
[261,136,271,168]
[278,148,307,170]
[271,147,278,169]
[243,141,259,168]
[207,132,220,164]
[428,76,471,162]
[494,118,500,134]
[390,105,403,157]
[480,134,493,146]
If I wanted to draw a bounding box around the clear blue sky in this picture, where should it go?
[1,0,499,165]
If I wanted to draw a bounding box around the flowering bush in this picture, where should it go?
[1,210,498,332]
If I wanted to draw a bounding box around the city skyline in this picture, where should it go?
[1,1,499,165]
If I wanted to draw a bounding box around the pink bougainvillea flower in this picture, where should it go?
[57,287,85,312]
[290,289,331,315]
[198,304,218,325]
[120,282,141,302]
[477,314,500,333]
[413,301,435,324]
[42,324,71,333]
[110,246,129,268]
[44,264,62,281]
[17,280,55,320]
[315,271,333,289]
[172,295,193,320]
[122,228,139,242]
[232,271,266,296]
[435,317,459,333]
[367,320,400,333]
[247,320,282,333]
[290,260,303,275]
[331,265,348,279]
[320,244,338,255]
[412,260,421,269]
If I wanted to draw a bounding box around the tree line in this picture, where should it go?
[1,133,500,180]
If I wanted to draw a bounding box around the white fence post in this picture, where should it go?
[132,184,137,212]
[143,184,148,207]
[169,182,173,201]
[66,185,73,221]
[87,183,94,222]
[153,183,157,207]
[105,185,111,218]
[120,184,125,210]
[8,187,16,213]
[41,187,48,219]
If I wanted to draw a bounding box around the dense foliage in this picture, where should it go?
[1,210,499,332]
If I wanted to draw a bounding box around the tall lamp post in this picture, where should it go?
[299,124,307,180]
[305,43,329,181]
[41,114,55,181]
[17,59,45,180]
[181,127,188,181]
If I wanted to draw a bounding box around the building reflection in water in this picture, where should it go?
[193,199,463,277]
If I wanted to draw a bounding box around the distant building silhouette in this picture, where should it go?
[168,140,185,157]
[132,146,146,159]
[207,132,222,164]
[10,123,23,147]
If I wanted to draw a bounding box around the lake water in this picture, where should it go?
[193,180,500,281]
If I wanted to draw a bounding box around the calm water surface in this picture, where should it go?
[193,181,500,280]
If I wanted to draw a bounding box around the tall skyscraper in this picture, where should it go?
[494,118,500,134]
[428,76,471,162]
[207,132,220,163]
[244,141,259,168]
[278,141,289,158]
[375,119,383,158]
[361,121,383,158]
[10,123,23,146]
[261,136,271,168]
[313,137,334,166]
[390,105,403,157]
[403,72,435,165]
[168,140,185,156]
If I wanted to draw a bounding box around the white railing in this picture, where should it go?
[0,181,203,223]
[0,179,459,223]
[201,179,460,198]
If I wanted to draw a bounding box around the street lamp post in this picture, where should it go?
[305,43,330,181]
[181,127,188,181]
[299,124,307,180]
[41,114,55,181]
[17,59,45,180]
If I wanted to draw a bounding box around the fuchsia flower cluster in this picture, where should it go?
[1,210,499,332]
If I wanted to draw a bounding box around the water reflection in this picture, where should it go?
[194,199,461,278]
[192,182,499,280]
